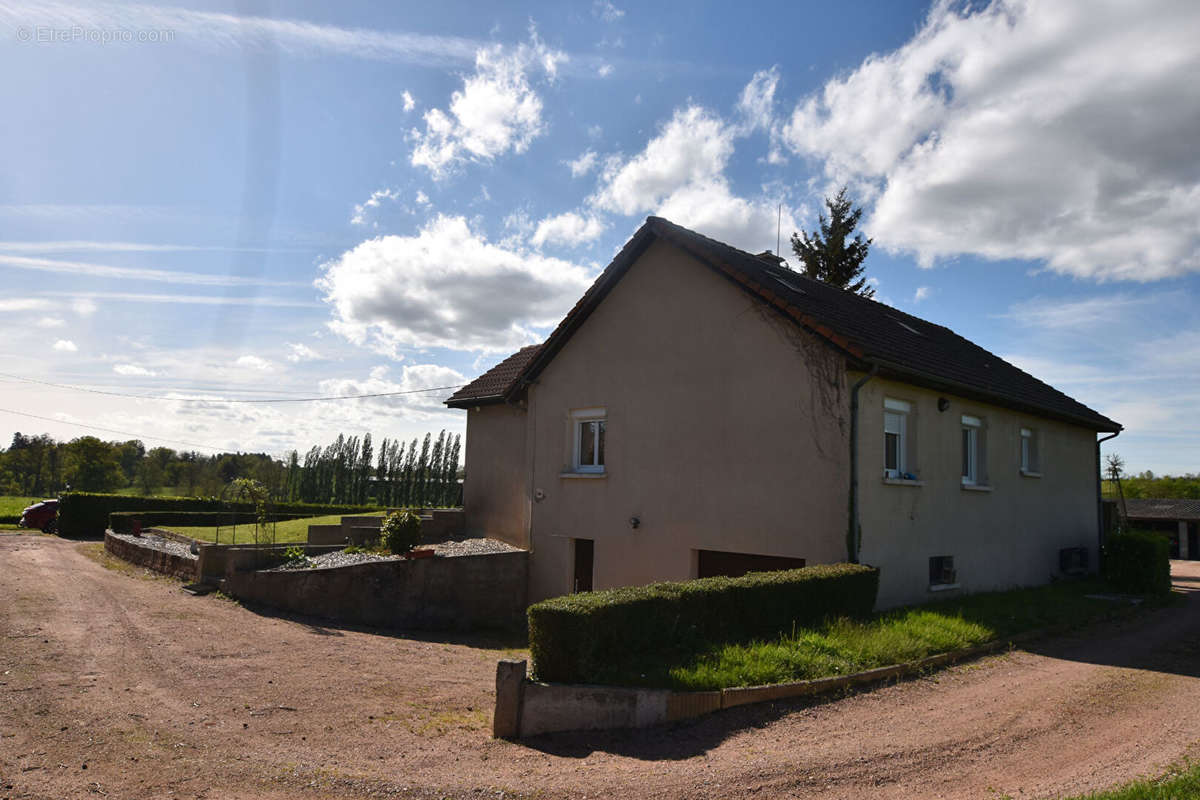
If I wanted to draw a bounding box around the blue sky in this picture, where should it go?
[0,0,1197,474]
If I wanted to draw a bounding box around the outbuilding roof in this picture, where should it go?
[1122,498,1200,521]
[445,216,1120,432]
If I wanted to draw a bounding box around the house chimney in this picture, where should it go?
[756,251,785,267]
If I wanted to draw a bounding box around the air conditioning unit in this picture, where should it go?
[1059,547,1088,576]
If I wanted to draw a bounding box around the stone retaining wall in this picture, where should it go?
[224,549,527,631]
[104,531,197,581]
[493,636,1027,738]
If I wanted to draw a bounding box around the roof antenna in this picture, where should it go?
[776,203,782,256]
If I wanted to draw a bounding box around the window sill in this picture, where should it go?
[929,582,961,593]
[882,477,925,487]
[1020,469,1043,478]
[960,483,993,492]
[560,471,607,479]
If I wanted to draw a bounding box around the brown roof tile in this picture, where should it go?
[444,344,541,407]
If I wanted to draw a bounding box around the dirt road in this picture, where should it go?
[2,533,1200,799]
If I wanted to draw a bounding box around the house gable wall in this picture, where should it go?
[462,403,530,549]
[525,239,850,602]
[856,375,1098,607]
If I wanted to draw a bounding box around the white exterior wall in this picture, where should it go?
[856,376,1099,608]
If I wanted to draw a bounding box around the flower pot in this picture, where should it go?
[406,548,436,559]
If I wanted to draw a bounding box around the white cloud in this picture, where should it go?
[0,253,303,287]
[0,299,50,312]
[566,150,598,178]
[52,339,77,352]
[587,124,603,140]
[913,286,930,303]
[415,190,430,206]
[317,214,593,354]
[999,293,1164,332]
[402,90,416,112]
[782,0,1200,281]
[285,343,324,363]
[593,0,625,22]
[36,317,66,328]
[597,63,614,78]
[531,212,607,248]
[736,66,779,133]
[351,187,400,226]
[410,33,566,178]
[71,298,97,316]
[113,363,158,376]
[317,364,468,413]
[592,106,733,215]
[235,355,274,371]
[0,1,486,67]
[591,103,799,253]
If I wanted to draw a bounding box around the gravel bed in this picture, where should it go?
[434,537,522,557]
[270,538,522,570]
[109,531,197,560]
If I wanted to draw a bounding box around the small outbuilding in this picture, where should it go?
[1120,498,1200,559]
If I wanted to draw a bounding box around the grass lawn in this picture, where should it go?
[1050,763,1200,799]
[627,579,1173,691]
[163,511,386,544]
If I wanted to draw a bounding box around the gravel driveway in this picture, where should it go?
[2,532,1200,799]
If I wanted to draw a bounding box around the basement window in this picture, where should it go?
[929,555,958,590]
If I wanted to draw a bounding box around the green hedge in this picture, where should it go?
[1103,529,1171,596]
[57,492,381,537]
[107,510,313,534]
[528,563,880,684]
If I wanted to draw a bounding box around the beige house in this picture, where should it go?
[446,217,1121,608]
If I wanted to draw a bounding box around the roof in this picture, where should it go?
[1121,498,1200,521]
[445,344,541,407]
[445,216,1120,432]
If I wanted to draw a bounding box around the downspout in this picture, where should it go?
[848,364,879,564]
[1096,430,1120,569]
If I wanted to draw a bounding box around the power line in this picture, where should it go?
[0,406,227,452]
[0,371,465,404]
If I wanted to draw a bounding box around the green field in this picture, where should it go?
[163,512,387,544]
[0,495,40,517]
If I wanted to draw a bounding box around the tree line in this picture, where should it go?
[0,429,462,508]
[285,431,461,507]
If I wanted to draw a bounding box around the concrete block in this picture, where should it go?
[306,524,346,546]
[493,659,527,739]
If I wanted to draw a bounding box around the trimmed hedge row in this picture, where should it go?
[58,492,381,537]
[528,563,880,684]
[107,510,312,534]
[1103,529,1171,596]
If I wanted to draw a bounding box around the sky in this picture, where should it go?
[0,0,1197,474]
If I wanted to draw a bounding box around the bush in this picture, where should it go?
[528,563,880,684]
[380,509,422,555]
[1103,529,1171,595]
[57,492,381,537]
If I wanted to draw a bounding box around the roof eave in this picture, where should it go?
[864,359,1122,433]
[444,394,507,410]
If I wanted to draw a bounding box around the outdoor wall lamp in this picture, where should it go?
[938,397,950,412]
[629,516,641,529]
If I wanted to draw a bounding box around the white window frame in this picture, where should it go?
[1020,427,1040,475]
[571,408,606,474]
[883,398,911,478]
[961,415,981,486]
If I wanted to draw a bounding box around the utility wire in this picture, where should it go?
[0,371,466,404]
[0,406,227,452]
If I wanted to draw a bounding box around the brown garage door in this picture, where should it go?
[697,550,806,579]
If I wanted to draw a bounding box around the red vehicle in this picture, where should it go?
[19,499,59,533]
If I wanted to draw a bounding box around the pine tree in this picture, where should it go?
[415,433,432,507]
[790,186,874,298]
[429,431,445,507]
